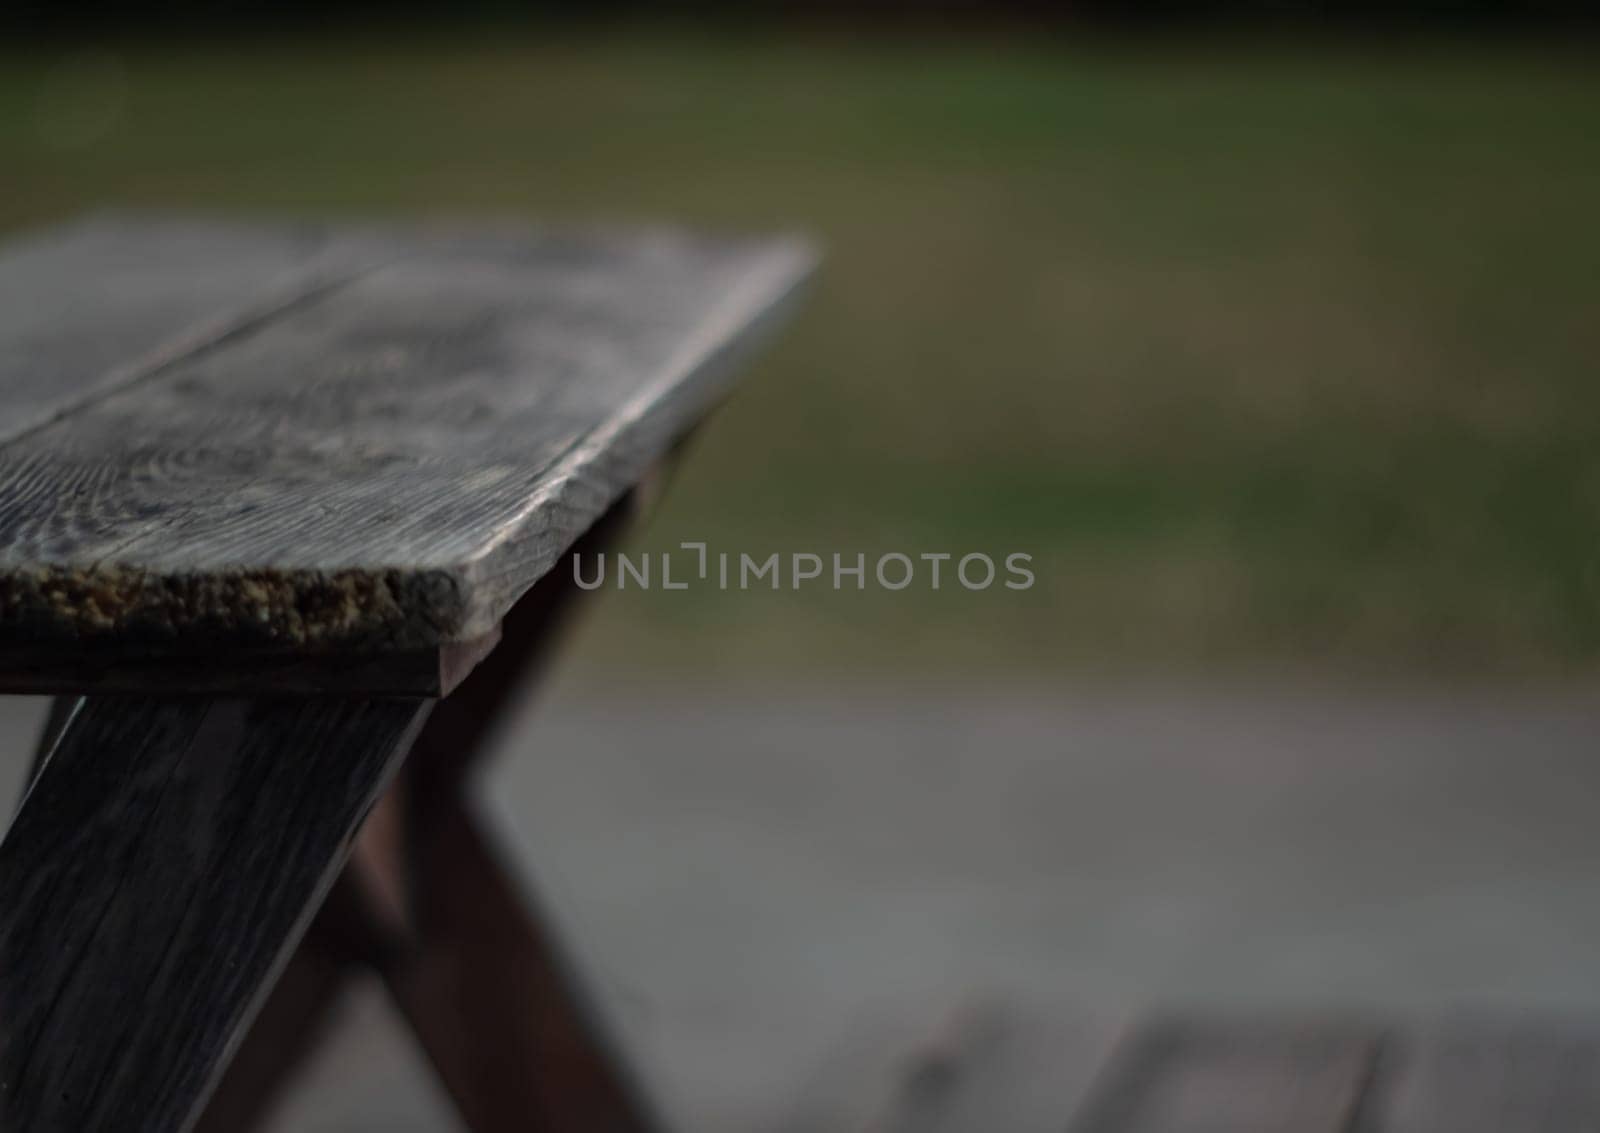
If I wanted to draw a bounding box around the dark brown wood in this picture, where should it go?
[0,626,501,697]
[0,694,431,1133]
[388,798,662,1133]
[1068,1018,1383,1133]
[0,216,814,681]
[386,491,660,1132]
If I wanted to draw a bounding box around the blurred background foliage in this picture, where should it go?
[1,20,1596,675]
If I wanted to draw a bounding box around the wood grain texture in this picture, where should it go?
[0,694,430,1133]
[0,215,813,660]
[0,214,390,445]
[1068,1018,1382,1133]
[1356,1023,1600,1132]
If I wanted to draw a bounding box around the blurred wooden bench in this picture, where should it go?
[0,214,812,1133]
[790,1001,1600,1132]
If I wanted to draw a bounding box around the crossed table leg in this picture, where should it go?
[0,499,661,1133]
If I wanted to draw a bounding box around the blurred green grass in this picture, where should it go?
[2,35,1598,673]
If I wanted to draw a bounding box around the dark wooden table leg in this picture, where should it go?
[199,492,665,1133]
[387,797,662,1133]
[0,695,431,1133]
[394,491,665,1132]
[188,916,354,1133]
[189,790,424,1133]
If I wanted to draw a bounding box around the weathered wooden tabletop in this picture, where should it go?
[0,214,813,693]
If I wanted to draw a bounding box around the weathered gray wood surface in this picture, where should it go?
[0,215,812,668]
[0,216,390,446]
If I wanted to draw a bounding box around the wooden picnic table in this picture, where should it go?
[0,214,813,1133]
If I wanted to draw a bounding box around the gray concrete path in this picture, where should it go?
[3,680,1599,1130]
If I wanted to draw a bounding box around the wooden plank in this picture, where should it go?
[1067,1018,1382,1133]
[0,217,812,667]
[880,1004,1123,1133]
[782,1000,1121,1133]
[0,694,431,1133]
[0,214,389,445]
[791,1013,1600,1133]
[1358,1023,1600,1132]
